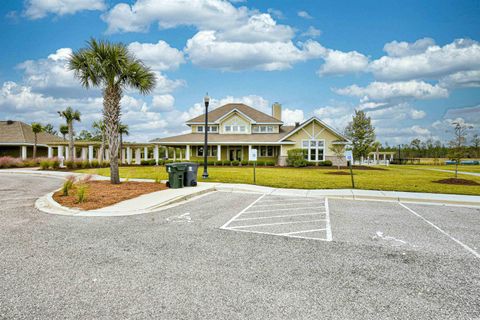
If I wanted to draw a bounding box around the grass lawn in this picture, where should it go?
[77,165,480,195]
[403,165,480,174]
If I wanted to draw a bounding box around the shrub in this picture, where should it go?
[207,160,215,165]
[231,160,240,166]
[51,159,60,169]
[90,160,99,168]
[62,176,75,196]
[287,148,307,167]
[265,160,276,166]
[39,159,50,170]
[318,160,332,166]
[64,161,76,169]
[101,161,110,168]
[80,161,89,169]
[222,160,231,166]
[0,156,22,168]
[76,184,87,203]
[241,160,249,166]
[141,159,156,166]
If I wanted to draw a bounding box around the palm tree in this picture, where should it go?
[92,120,106,162]
[58,107,81,161]
[31,122,43,159]
[69,38,156,184]
[118,123,129,163]
[59,124,69,141]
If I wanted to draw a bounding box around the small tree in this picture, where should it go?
[58,107,81,161]
[329,144,345,170]
[286,148,307,167]
[59,124,69,141]
[447,121,471,178]
[43,123,57,135]
[119,123,129,163]
[472,133,480,158]
[345,110,375,161]
[31,122,43,159]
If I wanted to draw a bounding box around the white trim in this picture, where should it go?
[0,142,50,147]
[227,219,326,229]
[279,117,349,142]
[154,141,295,145]
[215,108,257,124]
[302,138,326,162]
[235,212,323,221]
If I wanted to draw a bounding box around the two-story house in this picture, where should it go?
[153,102,349,166]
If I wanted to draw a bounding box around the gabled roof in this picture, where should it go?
[186,103,283,124]
[0,121,64,145]
[279,117,349,142]
[153,126,296,144]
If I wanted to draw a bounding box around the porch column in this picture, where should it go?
[65,146,69,160]
[165,146,169,160]
[88,145,94,163]
[144,146,148,161]
[248,145,252,161]
[58,146,64,159]
[81,147,87,161]
[135,148,141,165]
[73,147,77,161]
[21,146,27,160]
[154,145,159,165]
[121,148,126,164]
[217,145,221,161]
[126,147,132,165]
[173,148,176,161]
[47,146,53,158]
[186,145,190,160]
[105,149,110,161]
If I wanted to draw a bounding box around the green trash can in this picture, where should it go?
[166,163,188,188]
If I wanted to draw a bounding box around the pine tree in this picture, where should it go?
[345,110,375,161]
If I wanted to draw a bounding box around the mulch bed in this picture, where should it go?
[433,178,480,186]
[325,171,352,175]
[53,180,167,210]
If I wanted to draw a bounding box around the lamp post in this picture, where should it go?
[202,94,210,179]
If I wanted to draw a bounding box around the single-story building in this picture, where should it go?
[153,103,349,166]
[0,120,63,159]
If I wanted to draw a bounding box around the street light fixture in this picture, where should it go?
[202,94,210,179]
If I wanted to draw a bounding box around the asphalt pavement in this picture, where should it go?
[1,173,479,319]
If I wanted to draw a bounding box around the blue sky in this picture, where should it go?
[1,0,479,144]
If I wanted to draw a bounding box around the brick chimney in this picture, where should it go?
[272,102,282,121]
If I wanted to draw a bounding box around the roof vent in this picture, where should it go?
[6,120,14,125]
[295,122,300,128]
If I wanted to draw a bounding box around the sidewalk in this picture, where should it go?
[2,169,480,216]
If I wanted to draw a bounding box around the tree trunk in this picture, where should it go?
[33,134,37,159]
[99,134,105,163]
[104,85,122,184]
[68,122,74,162]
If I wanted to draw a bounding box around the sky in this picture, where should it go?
[1,0,479,145]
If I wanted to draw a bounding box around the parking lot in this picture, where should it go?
[1,173,479,319]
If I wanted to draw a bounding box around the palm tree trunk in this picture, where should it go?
[68,122,74,161]
[33,134,37,159]
[104,85,121,184]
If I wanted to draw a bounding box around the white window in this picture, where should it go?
[210,126,218,132]
[267,126,273,133]
[225,125,231,132]
[257,146,274,157]
[197,126,204,132]
[302,139,325,161]
[260,126,266,133]
[239,126,246,132]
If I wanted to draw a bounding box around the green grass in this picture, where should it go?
[76,165,480,195]
[403,165,480,174]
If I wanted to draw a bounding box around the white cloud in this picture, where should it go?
[282,108,304,125]
[102,0,250,34]
[383,37,436,57]
[297,11,312,19]
[185,31,324,71]
[369,38,480,81]
[151,94,175,111]
[443,105,480,128]
[24,0,106,19]
[334,80,448,101]
[439,70,480,88]
[366,103,426,122]
[301,26,321,38]
[318,49,369,75]
[313,105,352,131]
[128,41,185,71]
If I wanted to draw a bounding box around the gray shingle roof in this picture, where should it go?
[0,121,64,145]
[186,103,282,124]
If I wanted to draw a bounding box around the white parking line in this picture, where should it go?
[224,228,328,241]
[246,206,325,214]
[280,228,327,235]
[252,202,325,208]
[399,203,480,259]
[228,219,326,229]
[325,198,332,241]
[220,194,266,229]
[235,212,324,221]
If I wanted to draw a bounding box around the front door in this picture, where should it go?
[229,147,242,161]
